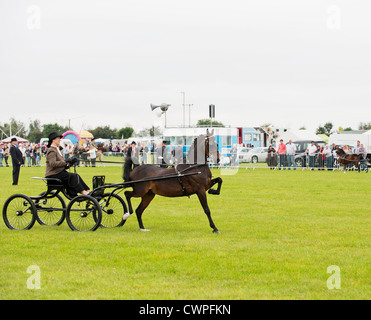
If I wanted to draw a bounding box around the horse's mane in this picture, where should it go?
[336,148,346,155]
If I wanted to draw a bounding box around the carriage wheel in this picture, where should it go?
[34,192,66,226]
[66,195,102,231]
[98,193,128,228]
[360,163,368,173]
[3,194,37,230]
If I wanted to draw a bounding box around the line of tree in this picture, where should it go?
[0,118,134,143]
[1,117,370,142]
[316,121,371,136]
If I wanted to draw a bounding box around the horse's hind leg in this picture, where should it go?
[136,191,155,231]
[123,190,135,220]
[197,190,219,234]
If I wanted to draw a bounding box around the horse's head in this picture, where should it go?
[187,130,220,164]
[205,130,220,163]
[336,147,345,156]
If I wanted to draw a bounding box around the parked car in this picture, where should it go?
[245,147,269,163]
[237,147,252,163]
[292,140,326,167]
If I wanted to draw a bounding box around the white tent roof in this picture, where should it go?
[277,129,323,142]
[363,129,371,135]
[1,135,29,143]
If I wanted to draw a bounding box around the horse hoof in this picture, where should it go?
[140,228,151,232]
[213,230,220,234]
[122,212,131,220]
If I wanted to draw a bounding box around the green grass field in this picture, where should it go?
[0,160,370,300]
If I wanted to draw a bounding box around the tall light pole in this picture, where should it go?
[180,92,194,127]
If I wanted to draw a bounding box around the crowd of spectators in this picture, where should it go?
[267,140,367,170]
[0,142,44,167]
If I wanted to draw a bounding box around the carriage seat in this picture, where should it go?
[32,177,64,191]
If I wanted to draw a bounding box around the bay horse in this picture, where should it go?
[336,147,361,172]
[123,130,223,233]
[96,143,110,164]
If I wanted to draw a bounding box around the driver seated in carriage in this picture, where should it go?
[45,132,91,197]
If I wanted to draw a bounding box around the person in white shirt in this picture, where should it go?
[358,144,367,161]
[87,146,97,167]
[353,141,361,154]
[286,140,297,170]
[306,141,317,170]
[63,144,70,160]
[322,145,332,170]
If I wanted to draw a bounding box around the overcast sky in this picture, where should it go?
[0,0,370,134]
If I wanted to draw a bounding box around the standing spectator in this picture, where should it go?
[358,144,367,160]
[318,145,325,170]
[73,143,80,167]
[151,141,157,164]
[68,145,74,158]
[230,145,238,166]
[331,143,337,169]
[353,141,361,154]
[174,140,184,165]
[306,141,317,170]
[143,144,150,164]
[277,139,287,170]
[267,145,277,169]
[123,141,138,182]
[9,138,24,185]
[4,144,10,167]
[25,146,32,167]
[0,144,4,167]
[87,146,97,167]
[32,145,37,166]
[19,143,26,167]
[63,144,70,160]
[81,146,89,167]
[286,140,297,170]
[43,143,48,156]
[323,145,332,170]
[157,140,170,168]
[35,146,41,167]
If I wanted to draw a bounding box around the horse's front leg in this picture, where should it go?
[208,177,223,195]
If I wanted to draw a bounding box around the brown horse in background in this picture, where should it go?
[96,143,109,163]
[123,130,223,233]
[336,147,361,172]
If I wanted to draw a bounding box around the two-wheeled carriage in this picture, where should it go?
[2,171,202,232]
[2,175,126,231]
